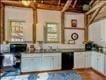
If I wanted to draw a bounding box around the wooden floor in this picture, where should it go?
[76,69,106,80]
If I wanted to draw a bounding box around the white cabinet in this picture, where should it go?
[53,54,61,70]
[21,53,61,72]
[74,51,105,75]
[104,54,106,76]
[84,52,91,68]
[42,56,53,70]
[74,52,86,68]
[91,51,105,74]
[21,54,42,72]
[97,52,104,74]
[74,52,91,69]
[91,51,98,70]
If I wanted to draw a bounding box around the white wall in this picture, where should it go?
[65,12,84,28]
[4,7,85,49]
[64,12,84,45]
[5,6,33,42]
[36,10,85,48]
[36,9,61,42]
[89,19,106,47]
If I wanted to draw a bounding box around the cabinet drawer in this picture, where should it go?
[22,53,42,58]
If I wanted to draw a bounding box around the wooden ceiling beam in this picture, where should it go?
[72,0,77,8]
[58,0,61,5]
[61,0,73,12]
[1,0,33,8]
[88,6,102,25]
[86,1,106,15]
[89,0,95,6]
[1,0,82,13]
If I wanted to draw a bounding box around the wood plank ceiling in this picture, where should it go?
[1,0,92,13]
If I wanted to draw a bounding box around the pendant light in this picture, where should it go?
[22,0,31,6]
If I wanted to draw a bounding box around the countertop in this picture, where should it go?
[25,48,106,55]
[26,48,85,53]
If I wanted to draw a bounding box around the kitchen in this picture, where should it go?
[0,0,106,80]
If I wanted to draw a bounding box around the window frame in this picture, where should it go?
[9,20,25,42]
[44,23,59,43]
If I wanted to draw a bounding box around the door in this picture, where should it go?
[21,57,42,72]
[97,53,104,74]
[53,55,61,70]
[31,57,42,71]
[62,52,74,70]
[74,52,86,68]
[42,56,53,70]
[85,52,91,68]
[91,52,98,70]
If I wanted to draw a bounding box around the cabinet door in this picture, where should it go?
[31,57,42,71]
[21,57,41,72]
[97,53,104,74]
[53,55,61,70]
[21,58,33,72]
[85,52,91,68]
[91,52,98,70]
[104,54,106,75]
[74,52,85,68]
[42,56,53,70]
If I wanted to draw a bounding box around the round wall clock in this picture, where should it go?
[71,33,79,40]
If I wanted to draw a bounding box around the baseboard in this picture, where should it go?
[74,67,106,77]
[91,68,106,77]
[73,67,91,70]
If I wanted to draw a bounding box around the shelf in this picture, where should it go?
[64,27,85,30]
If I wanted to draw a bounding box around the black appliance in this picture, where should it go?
[85,42,94,51]
[0,53,4,69]
[62,52,74,70]
[10,44,27,53]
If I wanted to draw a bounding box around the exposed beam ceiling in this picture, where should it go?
[61,0,72,12]
[72,0,78,8]
[1,0,92,13]
[86,1,106,15]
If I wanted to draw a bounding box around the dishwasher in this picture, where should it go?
[62,52,74,70]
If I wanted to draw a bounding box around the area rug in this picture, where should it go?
[0,70,82,80]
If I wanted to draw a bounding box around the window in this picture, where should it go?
[45,23,59,43]
[9,20,24,42]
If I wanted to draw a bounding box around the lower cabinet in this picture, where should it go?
[104,54,106,76]
[21,54,42,72]
[91,51,104,74]
[74,51,105,75]
[84,52,91,68]
[74,52,91,69]
[21,53,61,73]
[74,52,85,68]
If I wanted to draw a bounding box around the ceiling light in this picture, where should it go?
[22,0,31,6]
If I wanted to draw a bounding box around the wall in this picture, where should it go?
[89,19,106,47]
[36,9,61,42]
[4,6,85,49]
[64,12,84,45]
[36,10,85,48]
[5,6,33,42]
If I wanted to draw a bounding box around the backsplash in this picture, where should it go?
[0,43,85,53]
